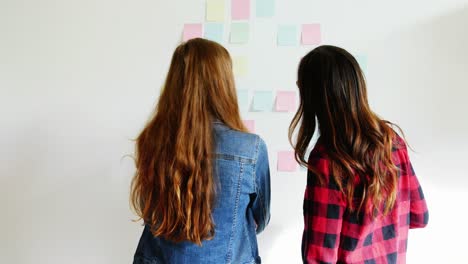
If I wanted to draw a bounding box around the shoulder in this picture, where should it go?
[390,131,411,164]
[305,143,344,201]
[308,142,330,170]
[306,142,333,185]
[214,123,266,161]
[392,132,407,150]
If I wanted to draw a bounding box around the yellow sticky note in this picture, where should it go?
[207,0,225,22]
[233,56,248,77]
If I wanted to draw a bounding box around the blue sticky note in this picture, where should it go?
[204,23,224,43]
[277,25,298,46]
[230,22,250,44]
[253,91,273,111]
[237,89,249,111]
[256,0,275,17]
[356,55,368,72]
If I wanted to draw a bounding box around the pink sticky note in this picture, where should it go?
[243,120,255,132]
[232,0,250,20]
[183,24,203,41]
[302,24,322,45]
[275,91,297,112]
[277,151,298,172]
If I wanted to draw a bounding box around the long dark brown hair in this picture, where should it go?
[290,45,401,215]
[130,38,246,245]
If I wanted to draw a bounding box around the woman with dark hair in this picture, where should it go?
[290,45,428,264]
[131,38,270,264]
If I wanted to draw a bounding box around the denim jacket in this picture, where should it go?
[133,121,271,264]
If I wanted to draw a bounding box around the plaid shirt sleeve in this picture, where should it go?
[302,150,346,264]
[407,157,429,229]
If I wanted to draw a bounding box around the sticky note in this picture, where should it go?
[275,91,297,112]
[206,0,225,21]
[277,25,298,46]
[243,120,255,132]
[277,151,298,172]
[356,55,368,72]
[232,0,250,20]
[204,23,224,43]
[230,22,250,44]
[253,91,273,111]
[302,24,322,45]
[183,23,203,41]
[256,0,275,17]
[233,56,248,77]
[237,89,249,111]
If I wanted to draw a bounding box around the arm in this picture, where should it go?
[408,162,429,228]
[302,156,346,264]
[252,137,271,234]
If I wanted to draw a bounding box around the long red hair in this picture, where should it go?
[130,38,246,245]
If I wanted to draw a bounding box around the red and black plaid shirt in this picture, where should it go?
[302,136,429,264]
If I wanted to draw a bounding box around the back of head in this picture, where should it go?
[131,38,246,245]
[290,45,399,215]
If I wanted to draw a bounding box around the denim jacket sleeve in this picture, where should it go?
[252,138,271,234]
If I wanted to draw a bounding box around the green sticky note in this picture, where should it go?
[204,23,224,43]
[253,91,273,111]
[277,25,298,46]
[230,22,250,44]
[256,0,275,17]
[206,0,225,22]
[237,89,249,111]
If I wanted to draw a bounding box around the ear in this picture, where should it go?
[296,81,300,88]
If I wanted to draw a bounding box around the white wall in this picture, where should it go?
[1,0,468,263]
